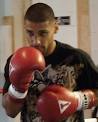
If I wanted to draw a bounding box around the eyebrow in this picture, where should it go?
[26,29,33,32]
[26,29,49,36]
[38,30,49,33]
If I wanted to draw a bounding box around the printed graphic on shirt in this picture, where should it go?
[21,63,84,122]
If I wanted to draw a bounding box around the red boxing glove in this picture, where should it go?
[36,85,96,122]
[8,47,45,99]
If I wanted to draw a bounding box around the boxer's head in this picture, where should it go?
[24,3,59,56]
[24,2,55,22]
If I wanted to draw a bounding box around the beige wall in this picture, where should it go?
[89,0,98,65]
[77,0,91,54]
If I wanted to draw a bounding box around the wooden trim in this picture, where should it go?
[3,16,15,52]
[77,0,91,54]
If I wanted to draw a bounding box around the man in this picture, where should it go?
[2,3,98,122]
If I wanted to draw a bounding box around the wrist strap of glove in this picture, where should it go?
[74,90,96,110]
[8,84,28,99]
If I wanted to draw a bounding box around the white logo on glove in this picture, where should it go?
[9,62,15,76]
[58,100,71,114]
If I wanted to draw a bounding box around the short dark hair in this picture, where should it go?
[24,3,55,22]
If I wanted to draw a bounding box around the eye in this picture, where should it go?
[26,30,34,37]
[39,31,49,37]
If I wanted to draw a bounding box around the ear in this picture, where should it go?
[54,21,59,33]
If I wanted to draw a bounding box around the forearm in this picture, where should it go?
[2,92,25,118]
[91,89,98,106]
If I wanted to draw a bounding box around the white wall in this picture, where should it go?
[0,25,12,73]
[4,0,24,50]
[0,0,4,25]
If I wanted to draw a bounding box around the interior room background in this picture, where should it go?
[0,0,98,122]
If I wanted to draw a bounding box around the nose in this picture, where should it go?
[31,35,41,45]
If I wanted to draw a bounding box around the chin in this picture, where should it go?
[36,48,45,56]
[30,45,45,55]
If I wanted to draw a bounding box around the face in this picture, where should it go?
[24,20,58,56]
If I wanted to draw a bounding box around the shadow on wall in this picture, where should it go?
[0,73,20,122]
[0,73,10,122]
[0,96,10,122]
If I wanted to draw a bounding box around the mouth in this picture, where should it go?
[31,45,45,54]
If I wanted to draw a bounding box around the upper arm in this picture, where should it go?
[3,55,12,95]
[76,49,98,89]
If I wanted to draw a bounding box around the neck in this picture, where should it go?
[46,40,56,56]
